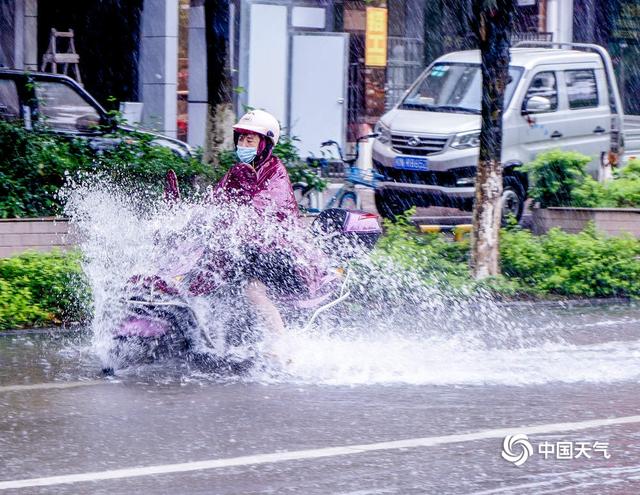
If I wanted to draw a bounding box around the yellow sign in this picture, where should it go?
[365,7,387,67]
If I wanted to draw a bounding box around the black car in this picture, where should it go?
[0,68,192,157]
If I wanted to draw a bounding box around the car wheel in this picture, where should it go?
[501,176,525,224]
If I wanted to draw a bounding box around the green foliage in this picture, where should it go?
[0,120,214,218]
[501,223,640,297]
[521,151,640,209]
[288,159,328,192]
[570,175,611,207]
[520,150,591,207]
[91,130,214,192]
[276,134,326,192]
[1,115,326,219]
[0,279,50,330]
[375,209,640,299]
[0,250,89,330]
[572,158,640,208]
[374,208,471,288]
[618,158,640,180]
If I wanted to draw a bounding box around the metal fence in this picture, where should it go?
[385,36,425,110]
[384,32,554,111]
[512,31,554,43]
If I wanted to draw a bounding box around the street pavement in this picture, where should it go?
[1,302,640,494]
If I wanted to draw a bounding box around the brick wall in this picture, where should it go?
[532,207,640,237]
[0,218,75,258]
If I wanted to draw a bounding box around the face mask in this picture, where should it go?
[236,146,257,164]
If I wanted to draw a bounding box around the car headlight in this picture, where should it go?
[374,121,391,144]
[450,130,481,150]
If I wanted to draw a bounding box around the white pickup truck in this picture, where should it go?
[372,42,640,220]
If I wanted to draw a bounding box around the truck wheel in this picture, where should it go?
[501,176,525,224]
[374,190,404,221]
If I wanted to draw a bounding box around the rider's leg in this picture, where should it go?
[246,280,285,334]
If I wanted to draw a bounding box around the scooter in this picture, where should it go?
[102,208,382,375]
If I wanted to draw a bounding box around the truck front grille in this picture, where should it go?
[391,133,449,156]
[373,161,476,187]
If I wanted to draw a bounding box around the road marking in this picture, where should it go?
[0,416,640,490]
[2,414,640,490]
[0,380,111,393]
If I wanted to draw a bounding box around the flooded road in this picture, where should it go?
[1,302,640,494]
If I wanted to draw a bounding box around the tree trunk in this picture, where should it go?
[203,0,235,165]
[470,0,516,279]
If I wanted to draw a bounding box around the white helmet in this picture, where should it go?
[233,109,280,146]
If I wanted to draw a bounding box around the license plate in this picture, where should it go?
[394,157,429,171]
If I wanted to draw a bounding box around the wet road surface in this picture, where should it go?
[1,302,640,494]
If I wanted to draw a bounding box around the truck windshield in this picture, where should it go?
[401,63,523,114]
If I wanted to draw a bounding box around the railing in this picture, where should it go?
[512,31,554,43]
[385,36,425,110]
[383,32,554,111]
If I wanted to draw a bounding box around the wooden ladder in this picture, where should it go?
[40,28,82,85]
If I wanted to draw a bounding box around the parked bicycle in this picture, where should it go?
[293,133,382,213]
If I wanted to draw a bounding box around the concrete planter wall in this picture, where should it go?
[0,217,75,258]
[532,207,640,237]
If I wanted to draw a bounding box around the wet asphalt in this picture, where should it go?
[2,302,640,494]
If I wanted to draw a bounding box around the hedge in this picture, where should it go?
[2,217,640,330]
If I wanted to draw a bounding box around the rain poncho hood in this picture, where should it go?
[164,157,334,303]
[212,155,299,222]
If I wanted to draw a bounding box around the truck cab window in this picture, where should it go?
[0,79,20,121]
[565,69,598,109]
[525,71,558,112]
[35,81,101,132]
[403,63,522,112]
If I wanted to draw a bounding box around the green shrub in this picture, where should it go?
[570,175,613,207]
[0,279,50,330]
[502,223,640,297]
[521,151,640,209]
[519,150,591,207]
[0,250,89,330]
[375,209,640,299]
[0,121,214,218]
[374,208,473,289]
[571,159,640,208]
[499,226,553,285]
[1,117,326,219]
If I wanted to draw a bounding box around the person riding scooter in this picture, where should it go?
[165,109,316,335]
[214,109,304,335]
[108,110,382,374]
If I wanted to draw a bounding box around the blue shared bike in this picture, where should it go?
[293,133,382,213]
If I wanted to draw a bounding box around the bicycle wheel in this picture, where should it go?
[338,191,359,210]
[293,183,313,211]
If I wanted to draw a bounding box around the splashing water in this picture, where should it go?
[63,178,640,387]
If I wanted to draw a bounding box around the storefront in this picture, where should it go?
[3,0,637,150]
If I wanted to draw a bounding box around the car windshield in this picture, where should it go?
[401,63,523,114]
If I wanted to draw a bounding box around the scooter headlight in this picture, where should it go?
[374,121,392,144]
[451,130,481,150]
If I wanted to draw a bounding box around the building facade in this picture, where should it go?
[0,0,638,149]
